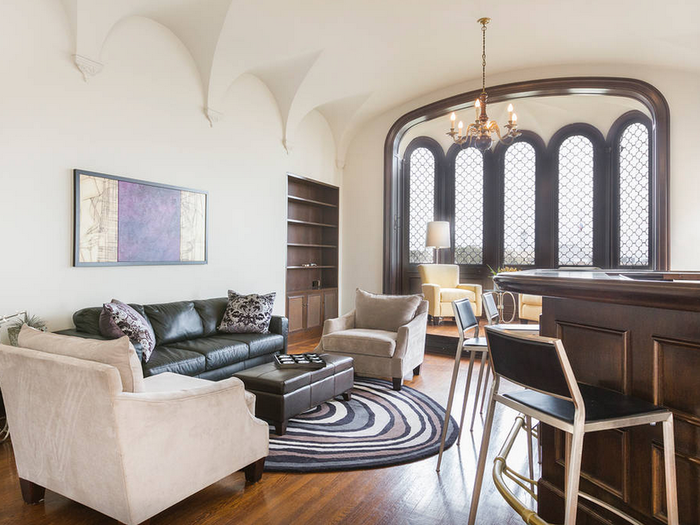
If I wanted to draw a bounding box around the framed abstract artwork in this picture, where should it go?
[73,170,208,266]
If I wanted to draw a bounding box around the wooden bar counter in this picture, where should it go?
[495,270,700,525]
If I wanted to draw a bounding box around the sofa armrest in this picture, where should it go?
[114,377,269,524]
[322,310,355,336]
[269,316,288,354]
[421,284,441,317]
[394,309,429,361]
[457,283,483,316]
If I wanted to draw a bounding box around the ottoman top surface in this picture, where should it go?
[233,354,353,395]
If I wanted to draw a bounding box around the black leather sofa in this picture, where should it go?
[57,297,288,381]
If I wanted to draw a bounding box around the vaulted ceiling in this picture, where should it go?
[61,0,700,154]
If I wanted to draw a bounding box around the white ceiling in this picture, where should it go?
[61,0,700,152]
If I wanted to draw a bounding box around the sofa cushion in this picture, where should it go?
[18,325,144,393]
[166,336,249,370]
[73,304,149,336]
[322,328,397,358]
[194,297,228,337]
[440,287,476,303]
[354,289,421,332]
[144,346,206,377]
[220,333,285,359]
[144,301,204,345]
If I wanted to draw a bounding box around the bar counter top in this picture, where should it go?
[494,269,700,312]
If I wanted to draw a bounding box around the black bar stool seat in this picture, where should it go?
[504,383,667,425]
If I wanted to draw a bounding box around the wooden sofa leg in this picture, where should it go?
[243,457,265,483]
[342,392,352,401]
[413,365,422,376]
[19,478,45,505]
[274,420,287,436]
[392,378,402,391]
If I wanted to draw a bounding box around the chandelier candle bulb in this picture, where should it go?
[450,112,456,131]
[475,99,480,120]
[507,103,514,122]
[458,120,464,138]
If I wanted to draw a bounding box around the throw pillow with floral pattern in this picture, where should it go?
[217,290,276,334]
[102,300,156,362]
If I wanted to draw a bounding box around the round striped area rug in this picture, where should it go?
[264,378,458,472]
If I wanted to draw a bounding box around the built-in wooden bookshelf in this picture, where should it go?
[286,173,339,343]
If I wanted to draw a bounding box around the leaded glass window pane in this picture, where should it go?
[408,147,435,264]
[454,148,483,264]
[503,142,536,265]
[558,135,594,266]
[618,123,650,266]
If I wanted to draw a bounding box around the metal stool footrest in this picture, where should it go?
[495,416,646,525]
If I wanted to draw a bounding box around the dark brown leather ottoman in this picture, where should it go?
[233,354,354,435]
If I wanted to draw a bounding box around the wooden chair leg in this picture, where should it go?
[392,378,402,391]
[413,364,422,376]
[243,457,265,483]
[19,478,45,505]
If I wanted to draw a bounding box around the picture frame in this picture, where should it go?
[73,169,208,267]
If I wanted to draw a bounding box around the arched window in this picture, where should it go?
[617,122,651,267]
[503,141,537,266]
[408,146,436,264]
[454,148,484,265]
[557,135,595,266]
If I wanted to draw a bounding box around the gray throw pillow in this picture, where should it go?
[101,300,156,362]
[218,290,276,334]
[354,289,422,332]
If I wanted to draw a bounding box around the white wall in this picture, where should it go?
[341,64,700,312]
[0,1,339,335]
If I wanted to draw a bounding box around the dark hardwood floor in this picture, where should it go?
[0,338,536,525]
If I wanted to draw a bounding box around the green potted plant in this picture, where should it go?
[7,312,47,346]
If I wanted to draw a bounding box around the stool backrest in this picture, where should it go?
[485,326,579,402]
[482,293,500,325]
[453,298,478,335]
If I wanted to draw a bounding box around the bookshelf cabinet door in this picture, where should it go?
[287,294,305,333]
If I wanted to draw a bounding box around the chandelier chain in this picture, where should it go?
[481,22,487,93]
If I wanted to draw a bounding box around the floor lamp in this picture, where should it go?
[426,221,450,263]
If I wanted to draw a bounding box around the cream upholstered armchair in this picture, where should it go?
[518,293,542,323]
[316,289,428,391]
[0,327,269,525]
[418,264,482,323]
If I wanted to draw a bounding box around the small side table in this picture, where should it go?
[486,289,517,323]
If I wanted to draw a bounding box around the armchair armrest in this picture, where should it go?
[322,310,355,336]
[114,377,269,524]
[457,283,483,316]
[421,284,441,317]
[269,315,288,354]
[394,308,429,361]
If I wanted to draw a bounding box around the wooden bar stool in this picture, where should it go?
[468,326,679,525]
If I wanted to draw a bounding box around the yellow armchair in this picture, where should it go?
[518,293,542,323]
[418,264,482,322]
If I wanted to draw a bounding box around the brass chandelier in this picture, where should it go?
[447,17,520,151]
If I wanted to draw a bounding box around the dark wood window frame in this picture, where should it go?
[383,77,670,294]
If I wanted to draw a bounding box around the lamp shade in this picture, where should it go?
[426,221,451,248]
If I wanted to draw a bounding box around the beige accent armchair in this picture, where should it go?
[316,290,428,391]
[0,343,269,525]
[518,293,542,323]
[418,264,482,322]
